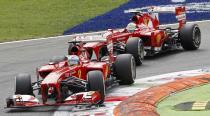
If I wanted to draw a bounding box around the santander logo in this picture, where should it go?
[171,0,186,3]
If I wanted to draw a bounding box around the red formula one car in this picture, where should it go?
[6,38,136,109]
[102,6,201,64]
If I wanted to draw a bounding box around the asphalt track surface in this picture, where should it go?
[0,21,210,116]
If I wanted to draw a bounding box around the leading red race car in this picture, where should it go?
[6,37,136,109]
[102,6,201,65]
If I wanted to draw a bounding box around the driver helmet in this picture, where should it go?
[66,55,79,66]
[126,22,137,33]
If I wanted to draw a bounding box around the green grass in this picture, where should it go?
[0,0,128,42]
[157,84,210,116]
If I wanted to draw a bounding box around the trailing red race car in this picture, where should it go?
[6,38,136,108]
[101,6,201,65]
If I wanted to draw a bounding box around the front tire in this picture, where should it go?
[87,71,105,104]
[126,37,144,65]
[115,54,136,85]
[179,23,201,50]
[15,73,34,95]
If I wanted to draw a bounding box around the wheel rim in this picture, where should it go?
[138,40,144,61]
[193,27,201,48]
[140,45,144,60]
[131,56,136,80]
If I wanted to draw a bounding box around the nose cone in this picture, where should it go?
[40,67,70,103]
[41,72,61,85]
[41,67,70,85]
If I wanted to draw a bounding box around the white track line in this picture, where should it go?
[0,20,210,45]
[0,31,106,45]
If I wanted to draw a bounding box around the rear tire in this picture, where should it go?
[115,54,136,85]
[15,73,34,95]
[179,23,201,50]
[126,37,144,65]
[87,71,105,104]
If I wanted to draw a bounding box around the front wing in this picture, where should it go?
[6,91,101,108]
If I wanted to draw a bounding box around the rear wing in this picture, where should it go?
[125,6,186,29]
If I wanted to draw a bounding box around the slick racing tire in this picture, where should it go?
[179,23,201,50]
[126,37,144,65]
[115,54,136,85]
[87,71,105,104]
[15,73,34,95]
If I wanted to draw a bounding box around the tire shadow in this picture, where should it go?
[4,104,100,113]
[144,48,206,61]
[144,49,184,60]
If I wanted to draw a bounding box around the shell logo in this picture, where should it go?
[105,65,109,78]
[143,17,149,25]
[78,69,81,78]
[156,34,162,43]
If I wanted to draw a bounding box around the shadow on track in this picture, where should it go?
[4,105,101,113]
[144,48,206,61]
[144,49,184,60]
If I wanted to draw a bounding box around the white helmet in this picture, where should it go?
[126,22,137,33]
[66,55,79,65]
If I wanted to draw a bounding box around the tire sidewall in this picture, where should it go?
[180,23,201,50]
[15,73,33,95]
[115,54,136,85]
[87,71,105,104]
[126,37,144,65]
